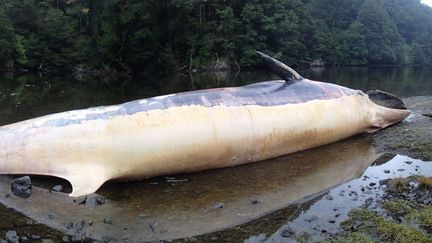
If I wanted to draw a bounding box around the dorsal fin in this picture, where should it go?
[256,51,303,81]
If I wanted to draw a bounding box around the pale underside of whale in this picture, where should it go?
[0,53,410,197]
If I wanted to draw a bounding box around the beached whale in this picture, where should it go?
[0,52,410,197]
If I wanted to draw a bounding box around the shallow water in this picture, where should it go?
[0,67,431,241]
[0,137,431,242]
[0,67,431,126]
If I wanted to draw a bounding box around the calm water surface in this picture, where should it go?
[0,66,430,125]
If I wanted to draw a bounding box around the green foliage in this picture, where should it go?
[0,0,432,72]
[0,7,14,67]
[13,35,27,66]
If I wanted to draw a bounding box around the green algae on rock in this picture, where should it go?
[331,176,432,243]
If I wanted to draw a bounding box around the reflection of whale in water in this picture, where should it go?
[0,136,378,241]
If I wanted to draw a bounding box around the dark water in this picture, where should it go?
[0,66,431,126]
[0,67,431,241]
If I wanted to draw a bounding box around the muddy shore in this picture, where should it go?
[0,96,431,242]
[372,96,432,161]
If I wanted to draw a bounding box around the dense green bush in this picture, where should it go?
[0,0,432,72]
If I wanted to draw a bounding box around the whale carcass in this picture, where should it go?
[0,52,410,197]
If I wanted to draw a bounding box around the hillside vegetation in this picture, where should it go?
[1,0,432,72]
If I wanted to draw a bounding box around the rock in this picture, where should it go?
[73,196,87,205]
[11,176,32,198]
[250,199,260,205]
[31,234,41,240]
[103,218,112,225]
[85,195,106,207]
[310,59,325,67]
[384,170,391,174]
[364,197,373,208]
[280,226,295,238]
[51,185,63,192]
[422,113,432,118]
[325,195,334,201]
[328,219,336,224]
[305,215,318,223]
[5,231,19,243]
[71,220,87,241]
[42,240,54,243]
[379,179,391,186]
[0,239,6,243]
[405,161,413,165]
[62,235,70,242]
[369,182,377,187]
[214,202,224,209]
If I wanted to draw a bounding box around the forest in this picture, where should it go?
[0,0,432,73]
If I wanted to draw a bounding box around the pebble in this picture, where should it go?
[85,195,106,207]
[365,197,373,205]
[280,226,295,238]
[5,231,19,243]
[325,195,333,201]
[214,202,224,209]
[384,170,391,174]
[71,220,87,241]
[11,176,32,198]
[51,185,63,192]
[250,199,260,205]
[369,182,376,187]
[103,218,113,225]
[73,196,87,205]
[379,179,391,185]
[305,215,318,223]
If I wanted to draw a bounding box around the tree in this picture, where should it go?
[358,0,406,64]
[0,8,14,67]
